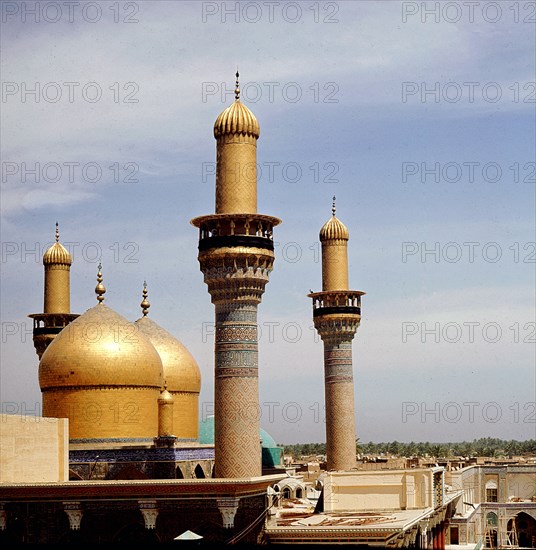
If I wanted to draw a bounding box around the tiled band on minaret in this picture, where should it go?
[191,73,281,478]
[308,198,364,472]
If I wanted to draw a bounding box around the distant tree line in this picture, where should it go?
[280,438,536,460]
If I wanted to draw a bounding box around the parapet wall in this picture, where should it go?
[0,414,69,482]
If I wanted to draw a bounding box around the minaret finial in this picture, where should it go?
[332,196,336,216]
[95,262,106,303]
[55,221,60,242]
[141,280,150,316]
[235,69,240,100]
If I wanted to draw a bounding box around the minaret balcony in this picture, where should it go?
[308,290,365,318]
[29,313,79,335]
[191,213,281,253]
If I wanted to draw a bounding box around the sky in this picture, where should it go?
[1,0,535,445]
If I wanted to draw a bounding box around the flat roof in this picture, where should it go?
[0,474,287,501]
[265,490,463,541]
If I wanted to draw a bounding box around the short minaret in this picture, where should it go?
[191,72,281,478]
[28,223,78,359]
[157,384,175,437]
[308,198,364,471]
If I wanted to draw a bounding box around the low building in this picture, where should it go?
[446,464,536,548]
[265,466,462,547]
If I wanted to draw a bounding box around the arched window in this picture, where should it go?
[282,488,291,499]
[194,464,205,478]
[296,488,303,498]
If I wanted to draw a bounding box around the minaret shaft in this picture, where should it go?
[323,336,357,471]
[214,301,261,477]
[195,247,275,478]
[321,240,349,291]
[216,135,257,214]
[44,264,70,313]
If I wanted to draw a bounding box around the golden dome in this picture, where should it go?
[319,215,349,241]
[43,223,72,266]
[214,100,260,139]
[213,72,260,139]
[135,315,201,393]
[39,303,163,390]
[319,196,350,241]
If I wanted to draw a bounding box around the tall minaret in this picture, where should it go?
[191,72,281,478]
[308,198,364,471]
[29,223,78,359]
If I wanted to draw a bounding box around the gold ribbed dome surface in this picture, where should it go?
[319,215,349,241]
[135,316,201,393]
[214,100,260,139]
[43,222,72,265]
[39,303,163,389]
[43,242,72,265]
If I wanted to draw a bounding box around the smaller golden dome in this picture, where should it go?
[319,196,350,241]
[135,283,200,394]
[136,316,201,393]
[43,223,72,266]
[214,72,260,139]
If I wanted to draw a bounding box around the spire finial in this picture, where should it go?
[95,262,106,303]
[332,196,336,216]
[235,69,240,100]
[55,221,59,242]
[141,280,150,316]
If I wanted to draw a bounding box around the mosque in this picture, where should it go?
[0,73,295,544]
[2,73,520,547]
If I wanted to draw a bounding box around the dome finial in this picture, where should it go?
[95,263,106,303]
[332,196,336,216]
[235,69,240,100]
[141,280,150,316]
[55,221,60,242]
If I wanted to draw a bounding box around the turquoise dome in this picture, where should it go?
[198,415,282,467]
[199,415,277,448]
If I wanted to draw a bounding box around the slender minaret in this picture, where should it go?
[157,384,175,438]
[191,72,281,478]
[28,223,78,359]
[308,198,364,471]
